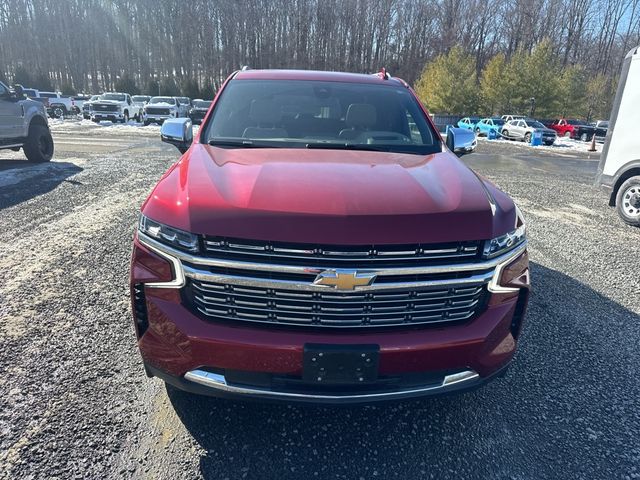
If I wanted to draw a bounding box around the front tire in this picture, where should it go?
[502,129,510,139]
[580,133,588,142]
[616,176,640,226]
[122,111,129,124]
[51,106,66,119]
[564,131,571,137]
[23,124,54,162]
[524,133,532,143]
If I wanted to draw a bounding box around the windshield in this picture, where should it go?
[193,100,211,109]
[204,79,439,155]
[132,96,150,102]
[103,93,125,101]
[150,97,175,105]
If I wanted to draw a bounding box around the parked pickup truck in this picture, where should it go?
[82,95,102,119]
[38,92,75,118]
[91,92,141,123]
[0,82,54,162]
[21,87,50,110]
[142,96,179,125]
[131,69,530,405]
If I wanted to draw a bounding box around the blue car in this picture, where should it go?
[475,117,506,137]
[457,116,480,130]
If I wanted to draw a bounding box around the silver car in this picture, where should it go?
[501,118,557,145]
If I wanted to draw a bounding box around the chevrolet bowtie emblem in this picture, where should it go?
[313,269,377,290]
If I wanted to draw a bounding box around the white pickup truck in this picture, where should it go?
[38,92,75,118]
[90,92,142,123]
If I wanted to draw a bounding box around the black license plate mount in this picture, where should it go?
[302,344,380,384]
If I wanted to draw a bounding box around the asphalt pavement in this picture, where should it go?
[0,123,638,480]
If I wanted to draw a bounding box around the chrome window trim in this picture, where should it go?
[138,232,526,278]
[183,369,480,401]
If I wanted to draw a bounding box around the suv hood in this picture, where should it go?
[147,102,176,108]
[94,100,121,105]
[143,145,517,245]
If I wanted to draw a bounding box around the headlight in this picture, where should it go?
[483,206,526,258]
[138,214,198,253]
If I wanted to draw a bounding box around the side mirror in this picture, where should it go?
[161,118,193,154]
[445,126,477,157]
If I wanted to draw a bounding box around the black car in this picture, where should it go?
[581,121,609,143]
[188,99,212,125]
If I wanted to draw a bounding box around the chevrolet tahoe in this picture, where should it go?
[130,69,530,404]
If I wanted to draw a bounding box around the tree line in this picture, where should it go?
[0,0,639,118]
[415,40,619,120]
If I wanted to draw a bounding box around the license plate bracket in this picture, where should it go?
[302,344,380,384]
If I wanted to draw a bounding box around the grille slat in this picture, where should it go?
[93,104,118,112]
[145,107,171,115]
[202,237,480,267]
[188,280,486,328]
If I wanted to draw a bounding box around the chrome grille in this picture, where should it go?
[93,104,118,112]
[188,279,486,328]
[145,107,170,115]
[202,237,481,267]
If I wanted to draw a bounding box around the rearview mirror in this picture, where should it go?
[161,118,193,154]
[445,127,477,157]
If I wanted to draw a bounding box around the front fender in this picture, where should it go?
[21,103,48,137]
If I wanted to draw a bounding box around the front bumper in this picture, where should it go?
[144,113,176,123]
[92,112,123,121]
[131,235,530,404]
[148,362,510,404]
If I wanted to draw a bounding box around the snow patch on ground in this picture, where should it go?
[476,136,602,153]
[48,118,200,137]
[0,161,78,188]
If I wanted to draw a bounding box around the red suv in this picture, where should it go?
[130,69,530,404]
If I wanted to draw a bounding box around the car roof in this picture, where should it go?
[234,69,407,87]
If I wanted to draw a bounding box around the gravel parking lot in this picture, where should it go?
[0,122,638,480]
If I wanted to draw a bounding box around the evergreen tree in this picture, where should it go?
[115,75,139,95]
[159,77,179,96]
[414,46,479,115]
[558,65,587,118]
[144,79,160,97]
[181,78,200,99]
[59,81,76,95]
[32,72,53,91]
[480,53,513,114]
[13,65,32,86]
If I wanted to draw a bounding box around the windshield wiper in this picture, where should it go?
[208,139,258,147]
[304,142,389,152]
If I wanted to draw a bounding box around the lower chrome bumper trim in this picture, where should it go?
[183,369,480,401]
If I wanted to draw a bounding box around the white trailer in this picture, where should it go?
[597,44,640,226]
